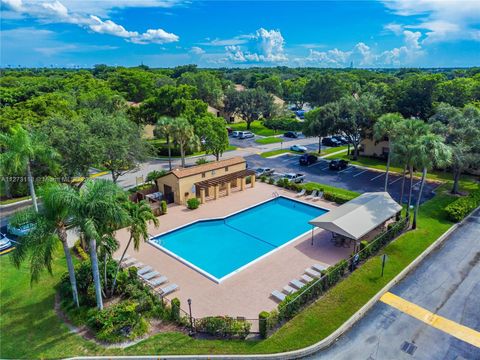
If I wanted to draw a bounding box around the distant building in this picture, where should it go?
[359,138,389,158]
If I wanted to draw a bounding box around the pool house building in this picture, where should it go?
[155,156,256,205]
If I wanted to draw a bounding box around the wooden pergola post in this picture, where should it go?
[200,188,206,204]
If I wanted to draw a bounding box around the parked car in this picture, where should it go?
[329,159,349,170]
[295,110,306,119]
[226,127,233,135]
[290,144,307,152]
[322,137,341,147]
[284,131,298,138]
[332,135,349,144]
[0,233,13,252]
[255,167,274,176]
[299,153,318,166]
[283,173,305,183]
[239,131,254,139]
[231,131,240,137]
[7,222,34,237]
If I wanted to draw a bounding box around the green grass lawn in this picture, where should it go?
[260,149,296,158]
[1,179,477,359]
[229,121,281,136]
[317,145,348,157]
[0,195,31,205]
[255,137,283,145]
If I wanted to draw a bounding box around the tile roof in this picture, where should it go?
[170,157,246,179]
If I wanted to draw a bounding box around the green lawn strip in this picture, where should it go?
[314,146,348,157]
[260,149,297,158]
[152,145,237,159]
[229,121,282,137]
[0,195,31,205]
[255,137,283,145]
[1,182,476,358]
[303,182,359,198]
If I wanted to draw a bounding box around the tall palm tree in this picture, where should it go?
[10,181,80,307]
[154,117,175,171]
[171,118,199,168]
[0,125,58,212]
[373,113,403,192]
[110,200,159,296]
[412,133,451,229]
[74,179,128,310]
[391,119,429,217]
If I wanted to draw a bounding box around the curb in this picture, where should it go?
[0,198,32,210]
[66,208,479,360]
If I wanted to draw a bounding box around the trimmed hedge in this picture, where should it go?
[263,117,302,132]
[195,316,251,339]
[445,188,480,222]
[186,198,200,210]
[259,311,270,339]
[323,191,354,204]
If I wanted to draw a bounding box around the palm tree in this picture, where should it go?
[171,118,199,168]
[74,179,128,310]
[412,133,451,229]
[154,117,175,171]
[10,181,80,307]
[373,113,403,192]
[110,200,159,296]
[391,119,429,217]
[0,125,58,212]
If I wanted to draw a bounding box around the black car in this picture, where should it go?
[322,137,341,147]
[332,135,349,144]
[284,131,298,138]
[329,159,349,170]
[299,153,318,166]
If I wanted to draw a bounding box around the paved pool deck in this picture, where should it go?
[114,182,351,322]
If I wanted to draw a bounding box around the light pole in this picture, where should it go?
[187,298,194,336]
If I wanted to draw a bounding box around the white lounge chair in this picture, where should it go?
[290,279,304,289]
[306,190,318,200]
[271,290,286,302]
[312,263,328,272]
[301,274,314,283]
[137,266,153,275]
[313,191,323,201]
[159,283,178,296]
[123,257,137,266]
[296,189,306,197]
[148,276,168,288]
[305,268,321,278]
[141,271,160,280]
[283,285,296,294]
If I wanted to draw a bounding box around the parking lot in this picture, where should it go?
[228,133,306,148]
[246,153,440,205]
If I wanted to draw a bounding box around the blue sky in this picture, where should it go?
[1,0,479,68]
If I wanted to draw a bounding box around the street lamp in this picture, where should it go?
[187,298,194,336]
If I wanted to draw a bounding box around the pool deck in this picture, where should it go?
[114,182,351,322]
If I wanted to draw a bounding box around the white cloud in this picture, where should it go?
[384,23,404,35]
[199,37,251,47]
[298,30,424,67]
[1,0,179,45]
[225,28,288,63]
[381,0,480,42]
[189,46,205,55]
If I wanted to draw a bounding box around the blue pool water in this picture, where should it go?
[151,197,328,281]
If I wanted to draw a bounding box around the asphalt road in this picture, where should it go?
[307,207,480,360]
[246,153,439,205]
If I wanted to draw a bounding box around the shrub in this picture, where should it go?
[246,176,251,184]
[268,177,275,185]
[195,157,208,165]
[259,311,270,338]
[87,301,149,343]
[170,298,181,322]
[445,189,480,222]
[263,116,302,132]
[160,200,167,214]
[323,191,355,204]
[260,175,267,182]
[187,198,200,210]
[195,316,251,338]
[74,240,89,261]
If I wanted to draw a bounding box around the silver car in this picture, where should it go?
[0,233,13,252]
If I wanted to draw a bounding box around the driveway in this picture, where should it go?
[307,208,480,359]
[246,153,439,205]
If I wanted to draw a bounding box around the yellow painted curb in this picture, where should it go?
[380,292,480,348]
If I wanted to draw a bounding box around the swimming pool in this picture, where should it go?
[150,196,328,282]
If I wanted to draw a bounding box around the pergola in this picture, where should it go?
[195,169,256,203]
[309,192,402,246]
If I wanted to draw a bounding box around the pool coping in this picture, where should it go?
[148,195,329,284]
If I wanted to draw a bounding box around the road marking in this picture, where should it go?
[337,166,352,174]
[370,173,385,181]
[380,292,480,348]
[321,166,330,170]
[389,177,402,185]
[353,169,368,177]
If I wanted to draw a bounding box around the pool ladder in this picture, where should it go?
[272,191,280,198]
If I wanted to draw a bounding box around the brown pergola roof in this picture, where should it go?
[195,169,255,189]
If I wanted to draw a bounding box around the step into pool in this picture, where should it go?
[150,196,328,282]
